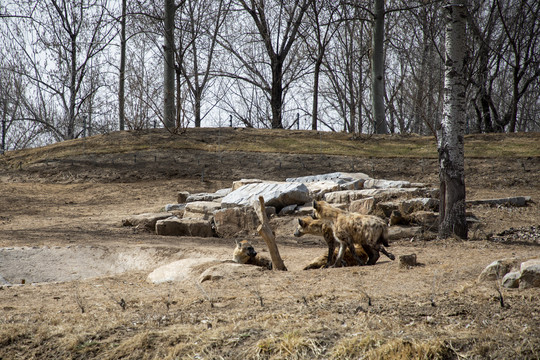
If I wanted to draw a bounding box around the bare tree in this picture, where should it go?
[227,0,310,129]
[175,0,228,127]
[163,0,176,129]
[4,0,116,141]
[371,0,389,134]
[438,0,468,240]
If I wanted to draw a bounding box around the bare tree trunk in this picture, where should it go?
[163,0,176,129]
[119,0,126,131]
[438,0,468,240]
[371,0,388,134]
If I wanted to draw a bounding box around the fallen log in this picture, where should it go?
[253,196,287,271]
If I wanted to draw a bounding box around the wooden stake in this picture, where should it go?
[253,196,287,271]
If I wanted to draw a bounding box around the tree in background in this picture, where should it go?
[438,0,468,240]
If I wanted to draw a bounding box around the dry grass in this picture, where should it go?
[0,129,539,359]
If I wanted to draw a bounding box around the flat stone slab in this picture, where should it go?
[155,217,214,237]
[122,212,172,231]
[221,182,310,209]
[183,201,222,220]
[286,172,370,184]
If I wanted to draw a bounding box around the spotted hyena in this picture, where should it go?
[294,216,368,268]
[312,201,395,266]
[232,239,272,270]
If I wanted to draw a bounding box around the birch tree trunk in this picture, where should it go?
[163,0,176,129]
[438,0,468,239]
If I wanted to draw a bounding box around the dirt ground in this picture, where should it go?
[0,129,539,359]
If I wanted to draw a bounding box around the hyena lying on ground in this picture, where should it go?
[294,216,368,268]
[294,216,369,269]
[312,200,395,267]
[232,239,272,270]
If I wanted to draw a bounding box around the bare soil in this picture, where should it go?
[0,129,539,359]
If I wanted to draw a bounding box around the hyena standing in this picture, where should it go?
[232,240,272,270]
[294,216,369,268]
[312,201,395,266]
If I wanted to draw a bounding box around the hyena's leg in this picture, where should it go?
[364,245,380,265]
[322,226,336,267]
[346,239,366,266]
[331,235,347,268]
[380,246,395,261]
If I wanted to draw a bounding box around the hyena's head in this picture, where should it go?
[294,217,324,237]
[233,239,257,264]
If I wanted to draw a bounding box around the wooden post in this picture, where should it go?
[253,196,287,271]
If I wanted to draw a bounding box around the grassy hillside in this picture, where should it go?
[1,128,538,168]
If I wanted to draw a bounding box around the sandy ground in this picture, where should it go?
[0,129,539,359]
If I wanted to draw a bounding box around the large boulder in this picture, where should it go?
[221,182,310,210]
[147,258,221,283]
[213,207,259,237]
[519,259,540,289]
[122,212,172,231]
[155,217,214,237]
[478,258,521,282]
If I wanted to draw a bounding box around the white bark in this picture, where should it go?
[438,0,468,239]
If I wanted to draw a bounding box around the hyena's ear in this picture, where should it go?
[313,201,320,211]
[235,239,240,247]
[298,218,305,226]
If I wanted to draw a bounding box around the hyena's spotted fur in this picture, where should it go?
[233,240,272,270]
[313,201,395,266]
[294,216,368,268]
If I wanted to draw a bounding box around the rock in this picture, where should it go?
[155,217,214,237]
[400,198,439,214]
[349,197,376,215]
[213,207,259,237]
[183,201,222,220]
[232,179,274,191]
[339,179,365,191]
[199,262,264,283]
[409,211,439,230]
[376,201,399,217]
[286,172,370,184]
[177,191,190,203]
[324,188,431,204]
[221,182,310,210]
[278,204,297,216]
[478,258,521,282]
[502,271,521,288]
[165,204,186,212]
[467,196,532,207]
[186,193,225,203]
[304,181,341,200]
[399,254,417,268]
[364,179,413,189]
[122,212,172,231]
[387,226,423,240]
[519,259,540,289]
[295,203,315,216]
[147,258,221,284]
